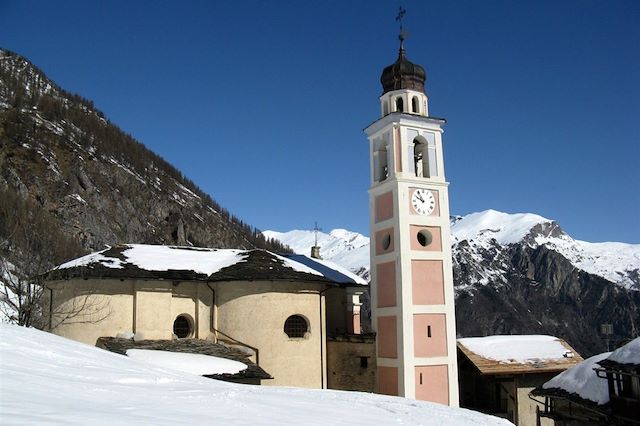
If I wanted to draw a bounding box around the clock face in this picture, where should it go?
[411,189,436,215]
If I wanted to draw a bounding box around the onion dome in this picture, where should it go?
[380,43,426,95]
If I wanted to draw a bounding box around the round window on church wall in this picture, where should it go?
[173,315,193,338]
[284,315,309,338]
[417,229,433,247]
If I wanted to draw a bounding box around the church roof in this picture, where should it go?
[46,244,367,286]
[380,46,426,95]
[96,337,272,381]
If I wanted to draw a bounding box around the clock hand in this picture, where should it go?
[416,193,424,202]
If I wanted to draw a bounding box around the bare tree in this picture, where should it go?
[0,187,85,328]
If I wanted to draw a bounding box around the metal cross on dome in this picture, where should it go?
[396,6,408,44]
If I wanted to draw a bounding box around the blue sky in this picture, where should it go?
[1,1,639,242]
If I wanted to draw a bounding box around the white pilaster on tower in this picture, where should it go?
[365,37,459,407]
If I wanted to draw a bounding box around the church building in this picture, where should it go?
[44,244,368,389]
[365,28,460,406]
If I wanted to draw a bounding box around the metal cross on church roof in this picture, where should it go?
[396,6,408,45]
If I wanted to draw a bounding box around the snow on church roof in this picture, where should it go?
[283,254,367,285]
[49,244,365,285]
[457,335,583,375]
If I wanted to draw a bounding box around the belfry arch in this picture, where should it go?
[374,140,389,182]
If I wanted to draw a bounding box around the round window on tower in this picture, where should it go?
[417,229,433,247]
[173,314,193,339]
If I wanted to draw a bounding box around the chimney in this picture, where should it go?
[310,246,322,259]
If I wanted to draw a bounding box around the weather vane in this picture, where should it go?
[396,6,407,46]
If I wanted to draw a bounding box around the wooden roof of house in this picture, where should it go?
[96,337,272,381]
[457,335,583,375]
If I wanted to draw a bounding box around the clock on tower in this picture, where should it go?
[364,13,460,406]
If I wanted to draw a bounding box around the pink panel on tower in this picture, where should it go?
[415,365,449,404]
[376,261,396,308]
[411,260,444,305]
[378,366,399,396]
[375,227,394,255]
[413,314,447,358]
[409,225,442,252]
[377,316,398,358]
[375,191,394,223]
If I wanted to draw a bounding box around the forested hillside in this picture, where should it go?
[0,49,289,324]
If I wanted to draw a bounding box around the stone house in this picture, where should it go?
[44,244,371,389]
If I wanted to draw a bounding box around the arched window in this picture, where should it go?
[411,136,438,178]
[413,138,428,177]
[284,315,309,338]
[395,97,404,112]
[412,96,419,113]
[173,314,193,338]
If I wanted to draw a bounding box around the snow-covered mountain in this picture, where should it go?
[452,210,640,291]
[265,210,640,356]
[265,210,640,291]
[263,229,370,280]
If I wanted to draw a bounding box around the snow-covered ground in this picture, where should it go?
[0,324,510,425]
[264,209,640,289]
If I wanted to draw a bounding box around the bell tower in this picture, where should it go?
[365,11,459,406]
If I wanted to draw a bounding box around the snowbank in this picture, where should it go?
[0,324,511,425]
